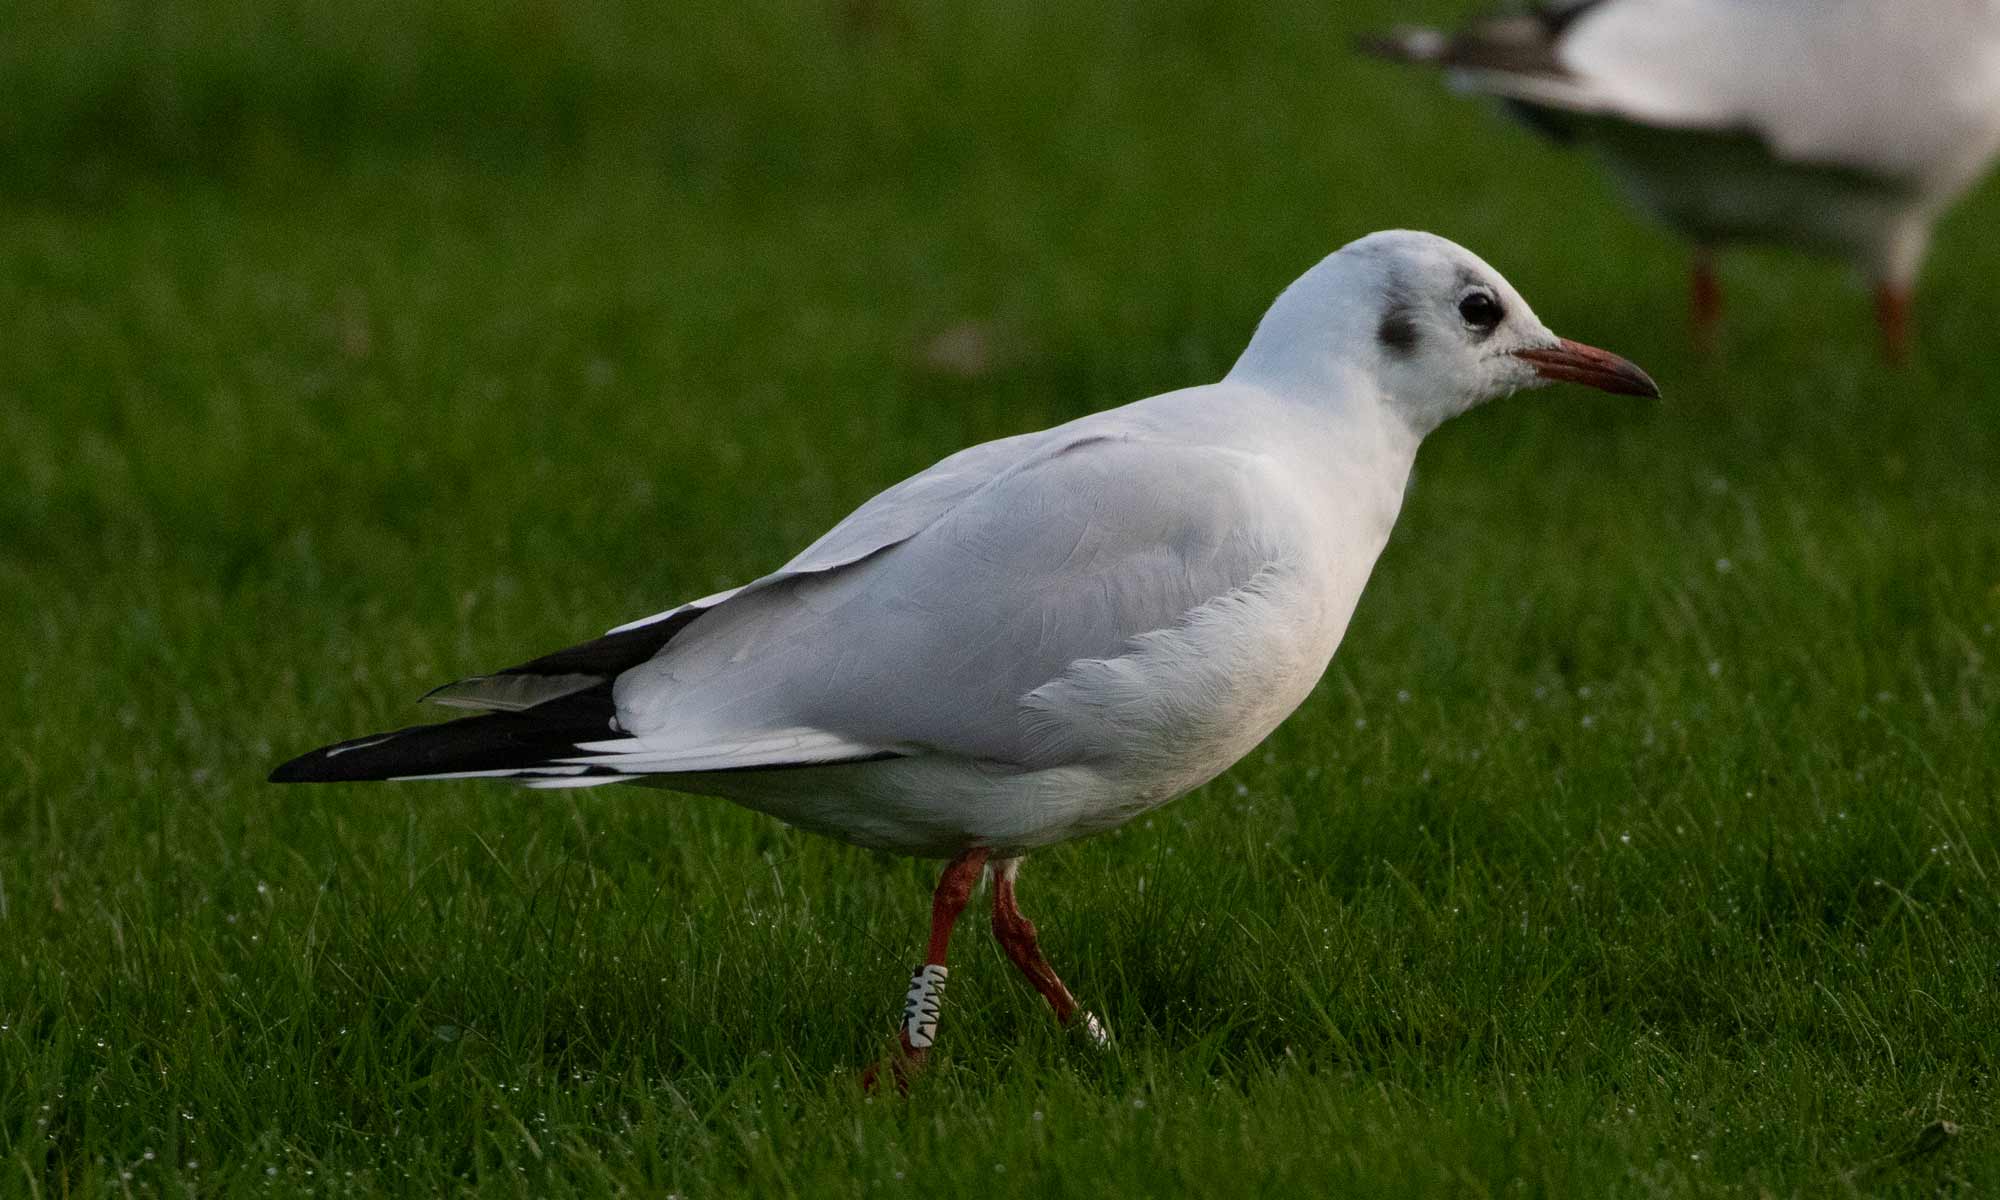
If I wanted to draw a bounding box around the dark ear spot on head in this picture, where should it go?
[1377,306,1418,356]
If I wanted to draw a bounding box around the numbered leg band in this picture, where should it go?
[902,964,949,1049]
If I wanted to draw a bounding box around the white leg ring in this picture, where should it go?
[902,964,949,1049]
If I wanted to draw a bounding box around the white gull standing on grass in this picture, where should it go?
[271,231,1658,1086]
[1363,0,2000,359]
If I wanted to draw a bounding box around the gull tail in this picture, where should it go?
[1354,26,1455,66]
[268,687,633,788]
[1357,4,1605,74]
[271,683,908,788]
[272,601,909,788]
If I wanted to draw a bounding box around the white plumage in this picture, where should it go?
[272,230,1656,1073]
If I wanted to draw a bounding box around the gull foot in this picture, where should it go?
[859,1044,928,1095]
[1070,1010,1111,1051]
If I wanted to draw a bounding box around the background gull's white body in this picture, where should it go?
[1367,0,2000,346]
[1523,0,2000,282]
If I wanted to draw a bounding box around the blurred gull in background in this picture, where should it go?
[1364,0,2000,359]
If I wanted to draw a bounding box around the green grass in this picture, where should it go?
[4,1,1999,1194]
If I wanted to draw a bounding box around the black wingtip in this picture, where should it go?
[269,755,336,784]
[267,732,399,783]
[265,687,625,786]
[268,749,344,783]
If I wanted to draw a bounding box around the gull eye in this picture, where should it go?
[1458,290,1503,333]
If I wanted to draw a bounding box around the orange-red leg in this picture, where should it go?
[991,858,1107,1046]
[1874,282,1912,364]
[862,847,989,1091]
[1691,250,1722,351]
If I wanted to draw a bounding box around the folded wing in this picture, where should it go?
[575,432,1309,776]
[272,412,1315,787]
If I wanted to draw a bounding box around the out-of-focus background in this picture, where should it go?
[3,1,1997,1194]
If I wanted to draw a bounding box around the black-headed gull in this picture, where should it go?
[272,231,1657,1082]
[1364,1,2000,359]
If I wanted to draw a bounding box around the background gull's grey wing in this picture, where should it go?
[571,430,1326,777]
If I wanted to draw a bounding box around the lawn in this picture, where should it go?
[3,1,1998,1195]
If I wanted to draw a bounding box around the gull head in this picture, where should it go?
[1230,230,1658,434]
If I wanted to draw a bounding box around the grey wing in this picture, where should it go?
[582,435,1308,773]
[422,421,1073,714]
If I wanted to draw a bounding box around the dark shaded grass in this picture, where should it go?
[4,0,1999,1194]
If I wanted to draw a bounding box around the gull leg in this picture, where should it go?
[862,846,989,1092]
[990,857,1108,1048]
[1690,249,1722,351]
[1873,282,1912,364]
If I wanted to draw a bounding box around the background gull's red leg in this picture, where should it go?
[1874,282,1912,364]
[1691,248,1722,352]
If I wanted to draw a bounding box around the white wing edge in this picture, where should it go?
[557,725,896,776]
[605,585,746,637]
